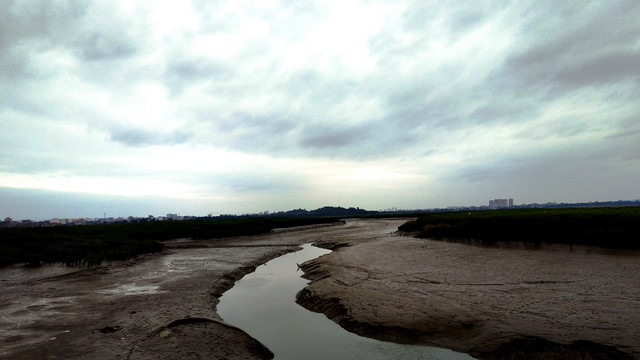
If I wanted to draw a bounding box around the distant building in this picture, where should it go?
[490,198,514,208]
[166,213,183,220]
[1,217,17,228]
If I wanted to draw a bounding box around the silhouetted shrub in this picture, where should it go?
[398,207,640,249]
[0,217,341,267]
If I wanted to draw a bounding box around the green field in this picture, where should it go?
[398,206,640,249]
[0,217,341,267]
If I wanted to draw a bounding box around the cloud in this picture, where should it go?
[213,172,304,193]
[502,2,640,94]
[1,1,640,218]
[300,123,373,149]
[556,50,640,88]
[0,186,206,220]
[164,58,235,96]
[79,33,138,61]
[109,126,192,147]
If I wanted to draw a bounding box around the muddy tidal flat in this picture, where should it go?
[299,221,640,359]
[1,219,639,359]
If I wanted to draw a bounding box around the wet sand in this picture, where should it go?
[1,218,639,359]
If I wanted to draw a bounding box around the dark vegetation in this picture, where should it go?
[0,217,341,267]
[209,206,380,218]
[5,204,638,268]
[398,206,640,249]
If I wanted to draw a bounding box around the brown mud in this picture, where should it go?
[0,222,352,360]
[2,219,639,359]
[296,222,640,359]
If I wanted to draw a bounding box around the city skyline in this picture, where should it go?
[4,195,640,224]
[2,2,639,220]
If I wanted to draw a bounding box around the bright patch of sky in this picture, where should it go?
[2,1,639,219]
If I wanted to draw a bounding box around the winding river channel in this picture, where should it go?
[218,243,476,360]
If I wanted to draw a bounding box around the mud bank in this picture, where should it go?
[297,233,640,359]
[5,218,635,359]
[0,242,290,360]
[0,219,403,360]
[0,221,365,360]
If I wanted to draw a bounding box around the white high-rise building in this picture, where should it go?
[490,198,514,208]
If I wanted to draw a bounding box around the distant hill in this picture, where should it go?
[209,206,380,219]
[277,206,378,217]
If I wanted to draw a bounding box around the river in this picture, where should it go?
[218,243,476,360]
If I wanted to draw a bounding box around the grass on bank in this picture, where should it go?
[398,206,640,249]
[0,217,342,267]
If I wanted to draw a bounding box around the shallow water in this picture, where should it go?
[218,243,476,360]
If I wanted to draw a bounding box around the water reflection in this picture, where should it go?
[218,244,476,360]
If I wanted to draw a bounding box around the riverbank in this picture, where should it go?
[0,240,283,359]
[4,218,637,359]
[297,229,640,359]
[0,222,347,359]
[0,220,400,359]
[0,217,344,267]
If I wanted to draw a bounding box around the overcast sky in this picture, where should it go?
[2,1,639,220]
